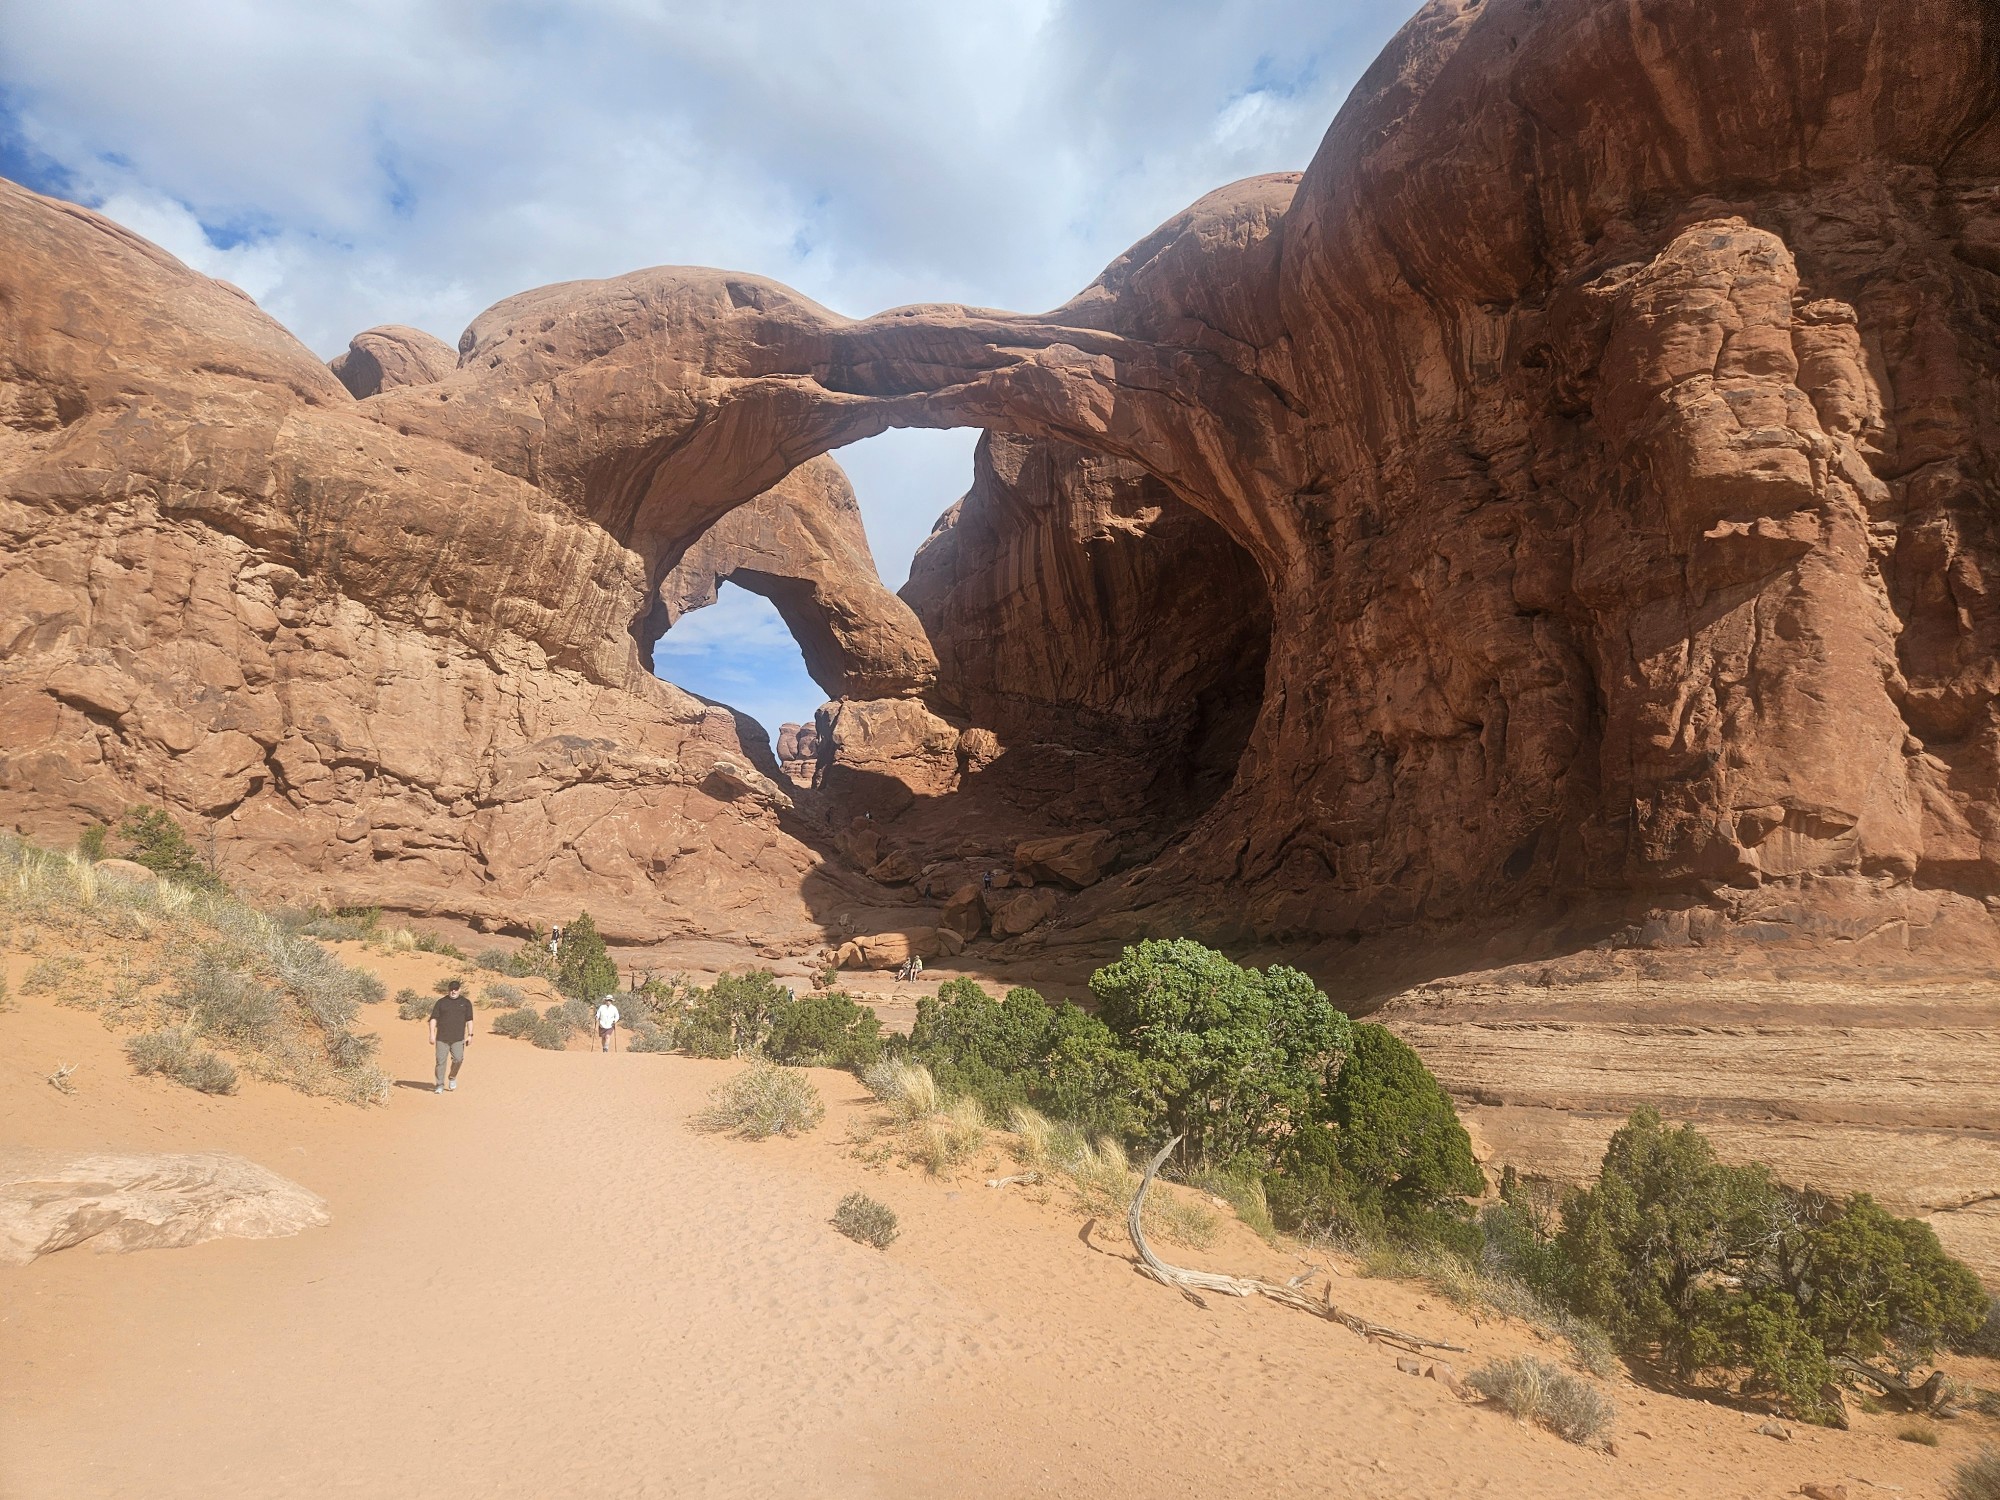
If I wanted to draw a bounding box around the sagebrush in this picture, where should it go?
[692,1061,826,1138]
[6,833,386,1103]
[832,1192,899,1249]
[1467,1357,1614,1448]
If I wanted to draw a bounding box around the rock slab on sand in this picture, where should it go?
[0,1151,330,1265]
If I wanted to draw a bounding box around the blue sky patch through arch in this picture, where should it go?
[653,582,824,750]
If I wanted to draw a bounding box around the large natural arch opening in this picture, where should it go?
[639,415,1275,919]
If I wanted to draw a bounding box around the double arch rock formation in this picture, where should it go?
[3,0,1999,972]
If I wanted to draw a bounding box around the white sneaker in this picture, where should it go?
[446,1079,457,1091]
[434,1085,445,1094]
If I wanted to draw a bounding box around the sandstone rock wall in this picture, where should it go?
[5,0,2000,972]
[903,432,1269,826]
[0,180,848,945]
[659,453,936,702]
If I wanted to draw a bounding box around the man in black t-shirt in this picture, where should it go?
[429,980,475,1094]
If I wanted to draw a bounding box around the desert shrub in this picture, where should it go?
[1091,939,1350,1170]
[1953,1449,2000,1500]
[326,1029,381,1070]
[76,822,108,861]
[125,1028,239,1095]
[378,927,418,953]
[1900,1422,1941,1445]
[764,988,882,1069]
[1958,1297,2000,1357]
[482,981,528,1008]
[509,999,591,1050]
[1144,1185,1221,1250]
[475,947,515,973]
[397,988,433,1021]
[172,957,284,1048]
[111,805,224,892]
[432,976,465,995]
[677,970,787,1057]
[553,911,618,1002]
[490,1006,541,1040]
[0,832,388,1102]
[692,1061,826,1138]
[1263,1033,1483,1255]
[413,932,466,960]
[901,977,1142,1138]
[1467,1356,1614,1447]
[1067,1134,1136,1217]
[1557,1109,1988,1422]
[21,956,84,996]
[833,1192,899,1249]
[626,1020,674,1052]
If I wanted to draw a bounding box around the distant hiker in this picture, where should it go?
[548,924,563,958]
[911,955,923,981]
[595,995,620,1052]
[982,870,993,890]
[430,980,475,1093]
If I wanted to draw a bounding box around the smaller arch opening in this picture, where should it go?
[651,580,824,760]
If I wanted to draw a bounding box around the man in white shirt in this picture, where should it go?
[595,995,620,1052]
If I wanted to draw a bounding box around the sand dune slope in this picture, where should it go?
[2,990,1991,1499]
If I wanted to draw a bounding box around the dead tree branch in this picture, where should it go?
[1127,1135,1466,1353]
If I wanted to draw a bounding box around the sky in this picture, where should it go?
[0,0,1410,741]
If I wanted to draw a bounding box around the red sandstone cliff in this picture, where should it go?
[3,0,1999,974]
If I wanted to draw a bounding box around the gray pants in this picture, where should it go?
[435,1038,465,1087]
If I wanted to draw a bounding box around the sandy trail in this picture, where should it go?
[3,982,1992,1500]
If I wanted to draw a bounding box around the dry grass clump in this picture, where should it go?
[833,1191,899,1249]
[2,832,388,1104]
[911,1095,987,1175]
[125,1027,238,1095]
[1954,1449,2000,1500]
[1351,1232,1618,1377]
[1467,1356,1615,1448]
[692,1061,826,1139]
[863,1058,941,1121]
[860,1060,983,1174]
[1004,1105,1218,1248]
[1899,1421,1941,1446]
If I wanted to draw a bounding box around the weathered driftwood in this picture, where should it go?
[1834,1356,1956,1413]
[985,1172,1043,1189]
[1125,1136,1467,1354]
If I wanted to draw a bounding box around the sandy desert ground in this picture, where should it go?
[3,946,1997,1500]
